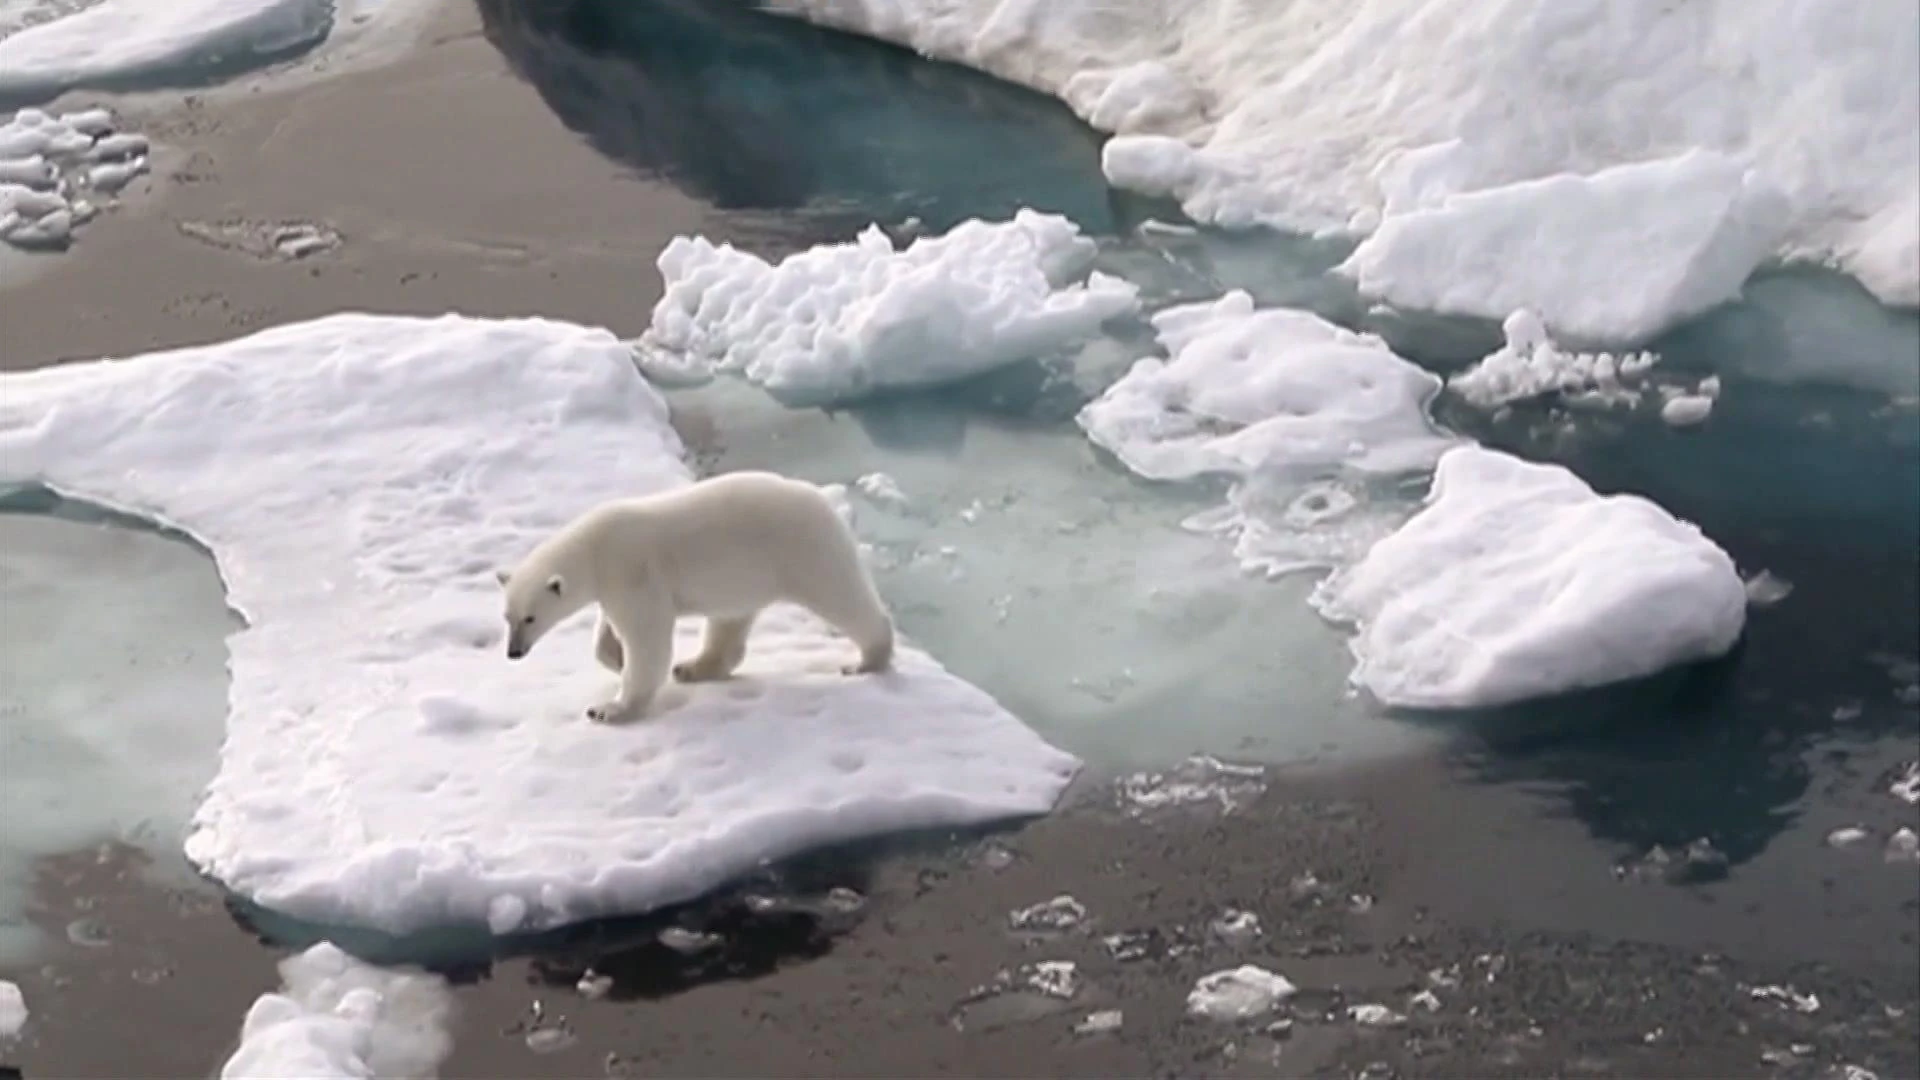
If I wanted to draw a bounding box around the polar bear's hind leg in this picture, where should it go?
[674,612,757,682]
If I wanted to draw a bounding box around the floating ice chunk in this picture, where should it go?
[1073,1008,1123,1036]
[1009,895,1088,933]
[1082,291,1453,482]
[1747,984,1820,1014]
[1660,393,1715,427]
[853,472,908,508]
[1348,1003,1405,1026]
[1187,965,1297,1021]
[1887,827,1919,863]
[1101,135,1202,202]
[0,106,145,252]
[218,942,452,1080]
[1890,762,1920,805]
[0,314,1079,935]
[0,979,24,1039]
[1743,570,1794,607]
[1209,909,1262,948]
[1340,151,1791,344]
[1448,309,1661,409]
[0,0,333,102]
[1080,291,1455,576]
[640,209,1139,406]
[1314,446,1747,709]
[1826,826,1870,849]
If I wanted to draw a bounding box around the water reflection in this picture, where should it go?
[473,0,1119,234]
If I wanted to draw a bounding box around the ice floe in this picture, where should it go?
[1314,445,1747,709]
[0,313,1078,936]
[639,209,1138,406]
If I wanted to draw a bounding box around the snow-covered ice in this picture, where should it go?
[766,0,1920,320]
[0,979,24,1039]
[0,106,146,253]
[639,209,1139,406]
[1448,309,1661,410]
[1078,289,1455,576]
[0,0,426,102]
[0,313,1079,935]
[218,942,452,1080]
[1338,151,1791,344]
[1186,965,1296,1021]
[1314,445,1748,709]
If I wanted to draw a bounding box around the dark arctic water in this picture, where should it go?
[473,0,1920,972]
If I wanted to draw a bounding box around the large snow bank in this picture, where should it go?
[219,943,452,1079]
[1313,445,1747,709]
[1336,151,1792,344]
[1078,289,1455,576]
[0,107,147,251]
[0,314,1078,935]
[639,209,1139,405]
[766,0,1920,316]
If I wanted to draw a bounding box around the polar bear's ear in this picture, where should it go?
[494,568,511,587]
[545,574,565,596]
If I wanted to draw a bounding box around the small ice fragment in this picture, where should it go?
[1187,965,1297,1021]
[1073,1009,1123,1036]
[1661,393,1714,427]
[1348,1003,1405,1026]
[576,970,612,999]
[88,132,149,161]
[1409,989,1441,1012]
[1744,570,1793,606]
[1102,931,1154,962]
[525,1025,575,1054]
[1748,984,1819,1013]
[1832,701,1863,721]
[1209,909,1262,948]
[0,979,26,1038]
[1697,375,1723,399]
[1826,826,1870,849]
[1025,960,1080,1000]
[657,926,723,954]
[823,886,865,914]
[486,894,527,934]
[1009,895,1087,933]
[1888,761,1920,804]
[853,472,907,507]
[1886,827,1919,863]
[60,108,115,137]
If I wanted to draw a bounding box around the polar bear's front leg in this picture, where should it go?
[592,613,625,673]
[587,596,673,724]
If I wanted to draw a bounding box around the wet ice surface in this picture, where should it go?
[0,496,236,963]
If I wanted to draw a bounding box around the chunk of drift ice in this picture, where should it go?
[1079,291,1454,576]
[1448,309,1660,410]
[0,0,332,102]
[0,314,1078,935]
[1,107,148,253]
[639,209,1139,406]
[218,942,452,1080]
[1008,895,1088,933]
[1080,290,1455,482]
[1340,151,1790,345]
[762,0,1918,311]
[1314,446,1747,709]
[1743,570,1793,607]
[1187,965,1297,1021]
[1073,1009,1123,1036]
[0,979,25,1038]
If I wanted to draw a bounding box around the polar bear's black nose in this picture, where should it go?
[506,644,526,660]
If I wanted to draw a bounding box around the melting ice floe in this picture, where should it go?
[1314,445,1748,710]
[765,0,1920,325]
[0,979,24,1039]
[0,0,420,102]
[1077,289,1457,577]
[638,209,1138,406]
[1186,965,1296,1021]
[0,106,146,252]
[0,313,1078,935]
[219,942,452,1080]
[1337,150,1791,344]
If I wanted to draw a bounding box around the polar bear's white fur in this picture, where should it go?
[496,470,895,724]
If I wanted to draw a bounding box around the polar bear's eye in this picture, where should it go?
[522,615,535,626]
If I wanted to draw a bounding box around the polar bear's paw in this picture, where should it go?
[586,697,645,725]
[672,657,733,683]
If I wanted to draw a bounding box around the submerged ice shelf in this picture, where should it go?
[768,0,1920,338]
[0,503,235,963]
[0,313,1078,937]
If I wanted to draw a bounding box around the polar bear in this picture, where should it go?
[496,470,894,723]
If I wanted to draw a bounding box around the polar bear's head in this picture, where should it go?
[496,567,581,660]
